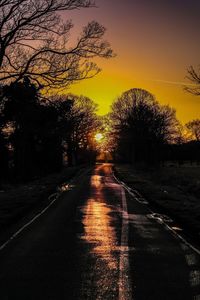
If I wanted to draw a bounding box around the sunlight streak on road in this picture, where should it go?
[76,169,133,299]
[81,198,118,270]
[78,173,119,299]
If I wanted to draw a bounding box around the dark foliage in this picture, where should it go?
[50,95,99,166]
[0,0,113,90]
[110,88,179,165]
[0,80,99,182]
[186,119,200,141]
[162,141,200,165]
[1,79,63,180]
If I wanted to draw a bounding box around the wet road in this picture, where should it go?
[0,163,199,299]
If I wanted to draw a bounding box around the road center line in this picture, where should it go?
[119,185,132,300]
[113,172,200,257]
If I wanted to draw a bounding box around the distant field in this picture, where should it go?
[114,164,200,234]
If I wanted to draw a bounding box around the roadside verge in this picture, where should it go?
[0,165,91,246]
[113,164,200,248]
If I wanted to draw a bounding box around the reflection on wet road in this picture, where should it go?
[0,164,199,299]
[76,165,200,299]
[80,198,118,269]
[77,173,121,299]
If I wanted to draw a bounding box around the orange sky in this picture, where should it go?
[66,0,200,123]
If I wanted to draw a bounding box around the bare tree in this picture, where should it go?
[0,0,113,90]
[186,119,200,141]
[49,93,100,165]
[110,88,179,164]
[185,66,200,95]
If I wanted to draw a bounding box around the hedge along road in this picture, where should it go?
[0,163,199,299]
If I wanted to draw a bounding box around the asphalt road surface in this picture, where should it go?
[0,163,199,299]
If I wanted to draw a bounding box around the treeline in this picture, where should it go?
[0,83,199,183]
[108,88,200,166]
[0,79,100,182]
[162,142,200,165]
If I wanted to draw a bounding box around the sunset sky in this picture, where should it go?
[67,0,200,123]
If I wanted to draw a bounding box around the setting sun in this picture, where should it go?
[95,133,103,142]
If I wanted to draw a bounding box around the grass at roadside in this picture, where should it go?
[0,166,85,232]
[114,164,200,234]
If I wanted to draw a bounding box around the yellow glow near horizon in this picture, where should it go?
[67,1,200,124]
[95,133,104,142]
[69,70,200,124]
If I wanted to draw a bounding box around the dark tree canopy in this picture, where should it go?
[186,119,200,141]
[185,66,200,95]
[51,94,100,165]
[110,88,179,164]
[0,0,113,90]
[2,79,63,179]
[0,73,101,181]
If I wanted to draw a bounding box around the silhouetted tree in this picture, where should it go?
[110,88,179,165]
[33,104,63,174]
[0,0,113,90]
[0,91,9,180]
[186,119,200,141]
[95,114,116,161]
[3,78,39,179]
[185,66,200,95]
[52,94,100,165]
[2,78,63,180]
[71,95,99,163]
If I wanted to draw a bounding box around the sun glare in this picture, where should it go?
[95,133,103,142]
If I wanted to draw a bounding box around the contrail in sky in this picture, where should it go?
[152,79,197,86]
